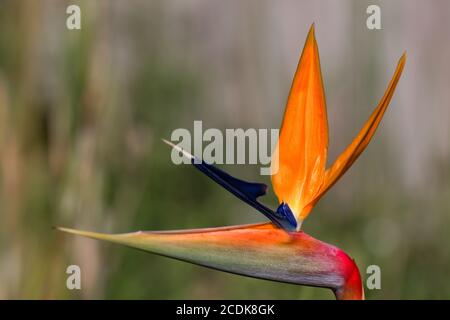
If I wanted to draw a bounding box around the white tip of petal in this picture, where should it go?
[162,138,194,160]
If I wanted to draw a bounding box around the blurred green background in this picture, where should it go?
[0,0,449,299]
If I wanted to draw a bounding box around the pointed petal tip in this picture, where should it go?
[399,52,407,67]
[306,23,316,43]
[56,226,92,237]
[162,137,194,160]
[162,138,175,148]
[161,137,169,143]
[56,226,114,242]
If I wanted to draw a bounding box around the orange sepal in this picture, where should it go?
[271,24,329,223]
[312,53,406,205]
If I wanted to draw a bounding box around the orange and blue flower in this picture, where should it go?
[58,24,405,300]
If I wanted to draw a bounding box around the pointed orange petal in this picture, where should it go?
[316,53,406,201]
[271,24,328,223]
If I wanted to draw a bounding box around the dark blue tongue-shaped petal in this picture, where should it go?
[193,160,267,199]
[191,158,297,231]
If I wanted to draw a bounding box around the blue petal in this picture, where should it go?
[193,160,267,199]
[191,158,297,231]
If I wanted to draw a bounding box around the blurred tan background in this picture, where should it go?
[0,0,449,299]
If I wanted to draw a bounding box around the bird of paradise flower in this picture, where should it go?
[58,24,405,300]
